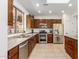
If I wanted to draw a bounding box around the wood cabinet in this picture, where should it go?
[39,19,47,23]
[32,19,62,28]
[8,0,13,26]
[8,46,19,59]
[47,20,53,28]
[31,19,35,28]
[28,34,38,57]
[8,34,38,59]
[47,34,53,43]
[26,15,35,28]
[34,19,40,28]
[36,34,39,43]
[28,38,32,57]
[53,19,62,24]
[26,15,32,28]
[64,36,78,59]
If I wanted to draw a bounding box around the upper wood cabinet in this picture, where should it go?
[26,15,35,28]
[31,19,62,28]
[46,19,53,28]
[39,19,47,23]
[8,0,13,26]
[52,19,62,24]
[31,19,35,28]
[34,19,40,28]
[26,15,32,28]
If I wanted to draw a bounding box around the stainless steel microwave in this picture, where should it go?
[39,23,47,28]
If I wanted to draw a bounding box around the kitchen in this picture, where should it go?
[0,0,78,59]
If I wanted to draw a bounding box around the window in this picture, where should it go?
[13,6,24,33]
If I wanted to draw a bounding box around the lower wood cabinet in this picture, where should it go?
[64,36,78,59]
[28,34,38,57]
[8,34,39,59]
[8,46,19,59]
[47,34,53,43]
[11,54,19,59]
[35,34,39,43]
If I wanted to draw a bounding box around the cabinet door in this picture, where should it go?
[8,0,13,26]
[65,36,78,59]
[47,34,53,43]
[53,19,62,24]
[8,46,19,59]
[56,19,62,23]
[11,54,19,59]
[34,19,40,28]
[39,19,47,23]
[47,20,53,28]
[31,19,35,28]
[36,34,39,43]
[28,39,33,57]
[26,15,32,28]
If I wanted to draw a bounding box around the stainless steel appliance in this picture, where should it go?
[53,24,64,44]
[19,41,28,59]
[39,23,47,28]
[39,30,47,44]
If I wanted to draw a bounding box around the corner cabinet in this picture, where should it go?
[64,36,78,59]
[8,0,13,26]
[8,46,19,59]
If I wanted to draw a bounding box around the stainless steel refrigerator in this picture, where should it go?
[53,24,64,44]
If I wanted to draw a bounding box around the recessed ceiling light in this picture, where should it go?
[61,10,64,13]
[49,10,52,13]
[47,0,70,4]
[38,10,41,13]
[36,3,39,7]
[68,3,72,7]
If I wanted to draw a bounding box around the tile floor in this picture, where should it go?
[29,44,72,59]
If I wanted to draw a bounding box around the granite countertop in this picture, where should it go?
[65,35,78,40]
[8,33,38,50]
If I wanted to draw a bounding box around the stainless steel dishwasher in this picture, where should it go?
[19,41,28,59]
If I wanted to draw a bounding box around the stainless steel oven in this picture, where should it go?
[39,30,47,44]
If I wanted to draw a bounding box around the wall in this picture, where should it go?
[14,0,31,33]
[62,14,78,37]
[0,0,8,59]
[34,15,62,19]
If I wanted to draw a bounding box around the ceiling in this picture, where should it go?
[17,0,77,16]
